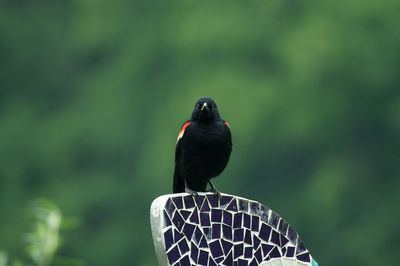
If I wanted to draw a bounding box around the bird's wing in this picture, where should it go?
[176,121,191,143]
[223,121,230,129]
[223,120,233,148]
[173,120,191,193]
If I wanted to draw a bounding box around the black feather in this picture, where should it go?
[173,97,232,193]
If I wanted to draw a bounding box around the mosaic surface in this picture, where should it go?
[151,193,317,266]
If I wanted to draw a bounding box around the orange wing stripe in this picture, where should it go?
[224,121,230,128]
[177,122,191,142]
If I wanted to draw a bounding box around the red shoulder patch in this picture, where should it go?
[177,122,191,142]
[224,121,230,128]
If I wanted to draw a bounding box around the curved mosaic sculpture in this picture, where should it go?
[151,193,318,266]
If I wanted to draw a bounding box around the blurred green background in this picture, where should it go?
[1,0,399,265]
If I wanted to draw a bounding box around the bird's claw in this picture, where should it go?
[184,180,199,197]
[209,187,222,200]
[208,180,222,199]
[185,187,199,197]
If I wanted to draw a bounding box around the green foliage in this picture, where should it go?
[1,199,81,266]
[24,199,61,266]
[0,0,399,265]
[0,251,8,266]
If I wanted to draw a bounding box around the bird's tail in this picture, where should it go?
[173,166,185,193]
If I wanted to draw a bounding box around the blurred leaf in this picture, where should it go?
[24,199,62,266]
[0,251,8,266]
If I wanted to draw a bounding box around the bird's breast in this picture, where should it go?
[193,123,226,144]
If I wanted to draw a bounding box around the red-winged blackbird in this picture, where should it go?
[173,97,232,197]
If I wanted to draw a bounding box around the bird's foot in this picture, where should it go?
[209,187,222,200]
[185,186,199,197]
[208,180,222,199]
[184,180,199,197]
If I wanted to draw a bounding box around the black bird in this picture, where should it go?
[173,97,232,197]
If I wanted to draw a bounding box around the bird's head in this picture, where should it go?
[191,97,221,121]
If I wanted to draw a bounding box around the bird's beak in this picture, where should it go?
[201,102,209,111]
